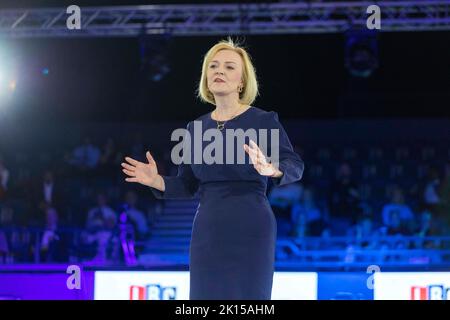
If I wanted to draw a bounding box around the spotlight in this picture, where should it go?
[0,73,4,96]
[345,30,379,78]
[9,80,16,91]
[138,31,172,82]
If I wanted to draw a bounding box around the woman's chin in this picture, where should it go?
[209,90,230,97]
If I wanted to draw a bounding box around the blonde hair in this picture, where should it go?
[197,37,259,106]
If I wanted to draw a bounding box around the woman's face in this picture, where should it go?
[207,49,244,98]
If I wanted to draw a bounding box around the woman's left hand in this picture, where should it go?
[244,140,283,178]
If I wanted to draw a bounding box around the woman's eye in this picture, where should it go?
[227,66,234,70]
[209,65,216,68]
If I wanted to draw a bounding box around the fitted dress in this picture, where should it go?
[151,106,304,300]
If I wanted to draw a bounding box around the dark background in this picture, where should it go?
[0,0,449,124]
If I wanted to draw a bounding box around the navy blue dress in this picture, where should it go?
[151,106,304,300]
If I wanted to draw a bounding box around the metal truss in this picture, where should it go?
[0,1,449,38]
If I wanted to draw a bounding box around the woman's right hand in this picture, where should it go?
[121,151,159,188]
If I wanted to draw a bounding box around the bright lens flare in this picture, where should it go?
[9,80,16,91]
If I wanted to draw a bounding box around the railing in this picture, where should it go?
[276,236,450,270]
[1,226,449,269]
[0,224,136,265]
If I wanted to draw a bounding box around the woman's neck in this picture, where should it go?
[213,95,243,120]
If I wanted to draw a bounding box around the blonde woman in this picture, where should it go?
[122,38,304,300]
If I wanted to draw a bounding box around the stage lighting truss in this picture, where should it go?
[0,1,449,38]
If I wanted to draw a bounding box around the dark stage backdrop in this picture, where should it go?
[0,4,448,124]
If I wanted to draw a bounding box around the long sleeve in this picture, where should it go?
[266,111,304,187]
[150,122,200,199]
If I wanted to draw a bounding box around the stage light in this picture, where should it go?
[345,29,379,78]
[9,80,16,91]
[138,32,172,82]
[0,72,4,97]
[42,68,49,76]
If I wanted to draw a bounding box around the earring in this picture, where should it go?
[238,85,243,93]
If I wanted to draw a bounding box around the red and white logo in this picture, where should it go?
[129,284,177,300]
[411,285,450,300]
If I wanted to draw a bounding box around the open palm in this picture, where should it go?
[121,151,158,187]
[243,139,279,177]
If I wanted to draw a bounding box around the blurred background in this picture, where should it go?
[0,0,449,300]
